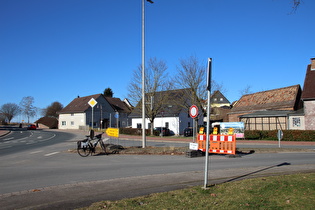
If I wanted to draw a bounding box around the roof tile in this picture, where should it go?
[231,85,301,113]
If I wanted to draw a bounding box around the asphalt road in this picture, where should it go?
[0,129,314,209]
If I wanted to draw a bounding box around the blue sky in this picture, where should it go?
[1,0,314,122]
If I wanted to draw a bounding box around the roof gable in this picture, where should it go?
[58,94,103,114]
[301,60,315,100]
[105,97,132,113]
[35,116,58,129]
[231,85,301,113]
[130,89,191,117]
[211,90,230,104]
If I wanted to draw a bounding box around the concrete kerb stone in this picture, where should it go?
[0,130,10,137]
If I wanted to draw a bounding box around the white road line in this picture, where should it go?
[4,137,14,141]
[30,150,43,154]
[44,152,59,156]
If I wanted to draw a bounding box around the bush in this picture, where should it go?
[244,130,315,141]
[120,128,150,136]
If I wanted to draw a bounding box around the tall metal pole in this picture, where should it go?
[141,0,146,148]
[204,58,212,189]
[91,107,94,130]
[141,0,153,148]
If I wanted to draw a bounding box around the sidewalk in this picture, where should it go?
[117,134,315,146]
[1,128,315,146]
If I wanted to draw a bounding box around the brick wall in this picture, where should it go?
[304,101,315,130]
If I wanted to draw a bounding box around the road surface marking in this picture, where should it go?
[30,150,43,154]
[44,152,59,156]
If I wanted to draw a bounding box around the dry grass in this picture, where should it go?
[80,173,315,209]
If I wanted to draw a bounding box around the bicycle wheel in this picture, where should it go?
[77,140,92,157]
[100,141,108,155]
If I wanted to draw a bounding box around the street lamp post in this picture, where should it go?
[142,0,153,148]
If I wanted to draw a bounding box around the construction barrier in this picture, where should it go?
[197,134,236,155]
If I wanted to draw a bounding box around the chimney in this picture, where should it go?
[311,58,315,71]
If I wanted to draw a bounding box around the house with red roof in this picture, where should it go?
[301,58,315,130]
[228,85,303,130]
[228,58,315,131]
[58,94,132,130]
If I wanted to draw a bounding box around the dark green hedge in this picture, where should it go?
[119,128,150,136]
[245,130,315,141]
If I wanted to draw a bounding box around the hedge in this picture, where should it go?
[119,128,151,136]
[244,130,315,141]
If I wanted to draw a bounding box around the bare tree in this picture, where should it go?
[42,101,63,118]
[174,56,225,112]
[128,57,172,134]
[0,103,20,123]
[20,96,36,123]
[291,0,301,13]
[239,85,253,97]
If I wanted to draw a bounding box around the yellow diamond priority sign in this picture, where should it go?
[88,98,97,108]
[106,128,119,137]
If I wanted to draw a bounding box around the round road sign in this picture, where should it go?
[189,105,198,118]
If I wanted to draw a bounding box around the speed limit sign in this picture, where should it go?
[189,105,198,118]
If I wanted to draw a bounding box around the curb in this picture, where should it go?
[0,131,11,137]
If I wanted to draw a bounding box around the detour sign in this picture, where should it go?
[106,128,119,137]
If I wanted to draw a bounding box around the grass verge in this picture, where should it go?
[80,172,315,209]
[70,146,315,156]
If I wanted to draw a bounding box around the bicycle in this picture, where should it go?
[77,132,108,157]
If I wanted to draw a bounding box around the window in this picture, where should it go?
[137,123,142,129]
[292,117,301,127]
[71,113,74,116]
[165,122,169,129]
[188,122,191,127]
[62,121,66,126]
[71,121,74,126]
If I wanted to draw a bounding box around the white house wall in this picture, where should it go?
[59,113,86,129]
[131,111,204,136]
[154,116,179,135]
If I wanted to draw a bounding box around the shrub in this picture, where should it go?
[244,130,315,141]
[120,128,150,136]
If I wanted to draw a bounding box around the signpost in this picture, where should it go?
[277,129,283,148]
[114,112,119,128]
[88,98,97,129]
[204,57,212,189]
[189,105,198,143]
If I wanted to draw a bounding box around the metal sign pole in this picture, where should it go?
[204,58,212,189]
[91,106,94,130]
[88,98,97,130]
[193,118,195,143]
[278,129,283,148]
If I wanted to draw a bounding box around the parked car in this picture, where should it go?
[27,124,37,130]
[184,127,193,137]
[154,127,170,136]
